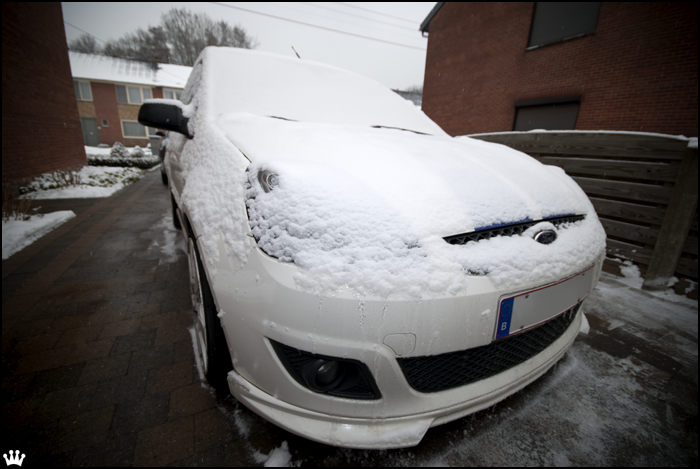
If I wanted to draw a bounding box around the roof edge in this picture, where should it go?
[420,2,445,33]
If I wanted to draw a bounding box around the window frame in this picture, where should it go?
[74,80,93,101]
[121,120,157,139]
[526,2,601,50]
[163,88,183,100]
[115,84,154,105]
[512,95,582,132]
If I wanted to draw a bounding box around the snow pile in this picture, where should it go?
[607,258,698,307]
[254,441,293,467]
[2,211,75,260]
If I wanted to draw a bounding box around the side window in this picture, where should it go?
[116,85,154,104]
[527,2,600,49]
[513,97,581,131]
[74,80,92,101]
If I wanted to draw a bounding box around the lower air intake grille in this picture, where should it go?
[397,304,580,393]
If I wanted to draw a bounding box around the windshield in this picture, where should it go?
[198,47,446,135]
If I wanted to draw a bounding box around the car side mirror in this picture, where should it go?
[138,101,193,139]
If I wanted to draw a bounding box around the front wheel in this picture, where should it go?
[189,237,232,392]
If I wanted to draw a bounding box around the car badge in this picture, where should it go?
[534,230,557,245]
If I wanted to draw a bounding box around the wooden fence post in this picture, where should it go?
[642,144,698,291]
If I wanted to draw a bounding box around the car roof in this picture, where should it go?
[193,47,446,135]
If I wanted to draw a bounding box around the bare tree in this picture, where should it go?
[92,7,257,65]
[69,33,101,54]
[160,8,257,66]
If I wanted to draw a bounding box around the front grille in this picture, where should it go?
[397,304,580,393]
[444,214,585,245]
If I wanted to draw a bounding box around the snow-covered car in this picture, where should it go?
[138,47,606,449]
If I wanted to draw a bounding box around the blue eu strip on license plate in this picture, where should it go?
[495,265,595,340]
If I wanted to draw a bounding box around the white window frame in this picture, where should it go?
[163,88,183,100]
[121,120,157,139]
[115,85,153,105]
[74,80,93,101]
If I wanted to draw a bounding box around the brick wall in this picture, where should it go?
[2,3,86,181]
[423,2,698,137]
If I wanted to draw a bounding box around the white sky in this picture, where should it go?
[61,2,437,90]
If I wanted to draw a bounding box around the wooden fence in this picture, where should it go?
[468,132,698,296]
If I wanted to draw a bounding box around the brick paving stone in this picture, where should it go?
[133,417,194,466]
[145,360,193,396]
[110,393,170,440]
[54,324,103,348]
[168,445,227,467]
[33,382,98,422]
[24,363,84,398]
[155,322,192,347]
[168,382,216,420]
[110,329,156,355]
[77,353,131,386]
[90,370,149,409]
[194,407,237,453]
[50,405,115,454]
[128,343,175,374]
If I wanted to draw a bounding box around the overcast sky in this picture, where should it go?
[61,2,437,90]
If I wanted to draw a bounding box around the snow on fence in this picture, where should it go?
[469,131,698,294]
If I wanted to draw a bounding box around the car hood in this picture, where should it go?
[218,113,591,239]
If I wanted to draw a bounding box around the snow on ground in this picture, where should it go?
[607,257,698,308]
[3,155,150,260]
[21,166,145,200]
[143,211,187,265]
[2,211,75,260]
[84,144,153,157]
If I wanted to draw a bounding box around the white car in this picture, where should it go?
[139,47,606,449]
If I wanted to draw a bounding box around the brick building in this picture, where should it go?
[2,3,86,181]
[70,52,191,147]
[420,2,698,137]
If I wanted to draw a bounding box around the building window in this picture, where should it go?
[513,96,581,131]
[74,80,92,101]
[115,85,153,104]
[527,2,600,49]
[122,120,157,138]
[101,118,109,127]
[164,89,182,100]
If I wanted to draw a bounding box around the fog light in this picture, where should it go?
[301,359,347,392]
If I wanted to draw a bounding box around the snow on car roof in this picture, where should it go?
[195,47,445,135]
[70,51,192,88]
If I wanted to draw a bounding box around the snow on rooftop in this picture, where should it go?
[69,51,191,88]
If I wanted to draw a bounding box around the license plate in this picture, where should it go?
[495,265,595,340]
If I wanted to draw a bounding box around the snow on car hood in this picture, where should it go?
[219,113,606,298]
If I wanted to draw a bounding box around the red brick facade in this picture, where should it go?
[2,3,86,181]
[78,81,166,148]
[422,3,698,137]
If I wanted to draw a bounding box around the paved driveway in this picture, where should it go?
[2,170,697,466]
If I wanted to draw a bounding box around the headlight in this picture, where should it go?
[258,169,279,193]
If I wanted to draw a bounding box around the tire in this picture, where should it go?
[189,236,232,392]
[171,194,182,230]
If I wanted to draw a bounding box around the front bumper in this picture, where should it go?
[228,307,581,449]
[205,228,602,449]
